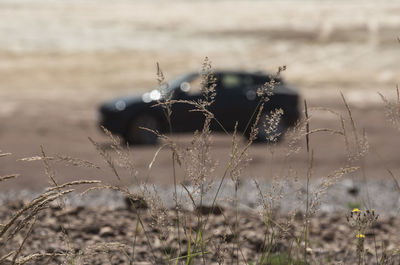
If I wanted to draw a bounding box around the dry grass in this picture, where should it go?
[1,61,400,265]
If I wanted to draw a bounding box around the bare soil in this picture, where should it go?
[0,0,399,206]
[1,82,400,194]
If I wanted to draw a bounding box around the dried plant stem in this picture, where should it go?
[197,104,264,246]
[304,150,313,263]
[234,179,239,265]
[372,149,400,193]
[0,189,71,238]
[218,208,249,265]
[242,100,264,137]
[360,129,372,208]
[125,195,159,265]
[304,100,310,154]
[11,217,37,265]
[40,145,59,187]
[172,150,182,257]
[340,114,351,159]
[11,253,65,265]
[155,62,182,258]
[304,99,311,263]
[0,152,12,157]
[0,174,19,182]
[0,252,15,264]
[130,218,140,262]
[88,137,121,181]
[341,92,360,153]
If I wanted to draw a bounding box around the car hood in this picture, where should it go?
[100,93,144,112]
[100,89,164,112]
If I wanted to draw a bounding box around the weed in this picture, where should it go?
[347,208,379,265]
[1,60,400,264]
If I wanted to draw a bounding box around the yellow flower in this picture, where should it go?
[356,233,365,238]
[352,208,361,213]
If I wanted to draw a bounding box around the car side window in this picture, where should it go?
[253,76,270,87]
[180,75,203,96]
[221,74,253,90]
[253,75,283,88]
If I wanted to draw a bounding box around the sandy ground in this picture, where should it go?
[0,0,399,203]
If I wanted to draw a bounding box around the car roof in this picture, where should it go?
[209,69,268,76]
[182,69,278,79]
[172,70,296,95]
[210,70,297,95]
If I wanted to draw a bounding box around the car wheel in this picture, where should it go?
[254,113,286,143]
[126,114,161,145]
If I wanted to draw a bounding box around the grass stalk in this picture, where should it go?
[304,99,311,264]
[11,217,37,265]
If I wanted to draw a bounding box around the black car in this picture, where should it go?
[98,70,300,145]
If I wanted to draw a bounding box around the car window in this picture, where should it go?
[221,74,253,90]
[180,75,203,96]
[253,76,270,87]
[253,75,283,87]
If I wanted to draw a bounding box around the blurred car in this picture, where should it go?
[98,70,300,145]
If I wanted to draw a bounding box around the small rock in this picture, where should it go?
[220,233,235,243]
[322,230,335,242]
[99,226,114,237]
[195,205,224,215]
[294,211,304,221]
[347,186,359,196]
[152,236,162,249]
[243,230,264,250]
[8,199,26,210]
[82,224,100,234]
[337,224,348,233]
[125,196,148,210]
[45,217,59,230]
[330,215,341,223]
[55,206,84,217]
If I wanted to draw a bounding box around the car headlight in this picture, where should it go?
[115,100,126,111]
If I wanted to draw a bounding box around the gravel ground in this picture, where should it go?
[1,178,400,216]
[1,197,400,265]
[1,172,400,264]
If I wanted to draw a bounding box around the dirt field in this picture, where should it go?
[1,0,400,197]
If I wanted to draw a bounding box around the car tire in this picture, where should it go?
[125,114,161,145]
[253,113,286,143]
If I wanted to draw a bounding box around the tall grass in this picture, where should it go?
[1,60,400,264]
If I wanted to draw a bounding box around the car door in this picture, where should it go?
[212,73,258,133]
[169,74,206,133]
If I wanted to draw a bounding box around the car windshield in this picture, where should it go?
[165,72,199,95]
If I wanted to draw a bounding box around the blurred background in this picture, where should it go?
[0,0,399,192]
